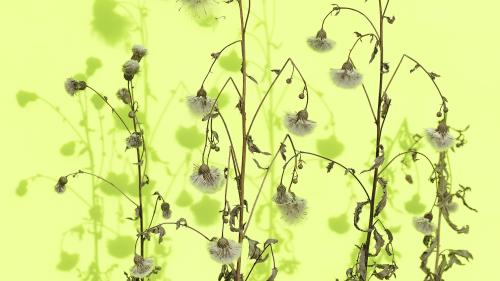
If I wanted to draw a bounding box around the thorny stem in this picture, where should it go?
[67,170,138,207]
[128,80,145,260]
[236,1,249,279]
[362,1,384,279]
[86,85,132,133]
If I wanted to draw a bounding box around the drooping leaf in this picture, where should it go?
[354,201,370,232]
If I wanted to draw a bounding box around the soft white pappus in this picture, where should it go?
[126,132,143,150]
[413,217,435,235]
[64,78,86,96]
[130,255,155,278]
[330,68,363,89]
[131,44,147,61]
[122,59,140,77]
[425,128,454,152]
[307,37,334,52]
[190,164,223,193]
[278,196,307,224]
[116,88,131,104]
[187,95,215,116]
[283,110,316,136]
[179,0,213,17]
[208,237,242,264]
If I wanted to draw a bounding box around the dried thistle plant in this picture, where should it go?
[304,2,476,280]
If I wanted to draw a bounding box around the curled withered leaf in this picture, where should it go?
[357,245,368,280]
[410,64,420,73]
[267,268,278,281]
[176,218,187,230]
[429,72,440,80]
[456,184,478,212]
[374,183,387,217]
[420,238,437,276]
[202,111,219,122]
[385,15,396,24]
[326,161,334,173]
[371,228,385,257]
[369,44,379,64]
[381,93,391,119]
[378,177,388,188]
[385,229,394,256]
[150,225,166,243]
[279,143,287,161]
[247,135,271,155]
[442,208,469,234]
[252,159,268,170]
[373,264,397,279]
[264,238,278,247]
[245,236,268,263]
[354,201,370,232]
[247,74,258,84]
[405,174,413,184]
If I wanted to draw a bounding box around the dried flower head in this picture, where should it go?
[64,78,86,96]
[187,88,215,116]
[122,59,140,81]
[425,122,454,152]
[55,176,68,194]
[208,237,242,264]
[131,44,147,62]
[330,62,363,89]
[284,110,316,136]
[126,132,143,150]
[273,184,291,204]
[307,29,335,52]
[130,255,155,278]
[190,164,223,192]
[278,195,307,224]
[116,88,131,104]
[413,216,435,235]
[161,202,172,219]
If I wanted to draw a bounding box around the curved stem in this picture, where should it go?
[147,221,211,241]
[200,40,242,89]
[378,150,436,176]
[321,5,380,38]
[86,85,132,133]
[67,170,138,206]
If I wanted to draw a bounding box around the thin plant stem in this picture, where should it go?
[86,85,132,133]
[321,4,380,38]
[362,84,377,123]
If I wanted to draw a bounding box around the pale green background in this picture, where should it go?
[1,0,499,280]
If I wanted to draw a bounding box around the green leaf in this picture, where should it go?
[16,179,28,197]
[328,213,350,234]
[190,195,220,226]
[60,141,76,156]
[316,134,345,158]
[85,57,102,77]
[219,51,241,72]
[175,126,205,149]
[16,91,38,107]
[404,193,426,214]
[107,236,135,258]
[56,251,79,271]
[90,92,105,110]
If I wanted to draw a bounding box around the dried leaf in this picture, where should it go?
[267,268,278,281]
[371,228,385,257]
[374,184,387,217]
[369,45,379,64]
[327,161,334,173]
[354,201,370,232]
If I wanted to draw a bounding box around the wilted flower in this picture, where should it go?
[130,255,155,278]
[283,110,316,136]
[116,88,131,104]
[55,176,68,194]
[161,202,172,219]
[131,44,147,62]
[307,29,334,52]
[413,216,435,235]
[187,88,215,116]
[425,122,454,152]
[273,184,291,204]
[278,195,307,224]
[126,132,143,150]
[208,237,242,264]
[330,61,363,89]
[190,164,223,192]
[122,59,140,80]
[64,78,86,96]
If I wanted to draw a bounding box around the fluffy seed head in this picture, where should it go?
[283,110,316,136]
[425,123,454,152]
[122,59,140,80]
[307,29,334,52]
[208,237,242,264]
[413,216,435,235]
[116,88,131,104]
[187,91,215,116]
[64,78,86,96]
[126,132,143,150]
[190,164,223,193]
[130,255,155,278]
[131,44,148,62]
[278,195,307,224]
[330,63,363,89]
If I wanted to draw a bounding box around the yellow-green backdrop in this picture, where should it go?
[1,0,498,280]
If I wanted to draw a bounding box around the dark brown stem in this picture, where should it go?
[321,4,380,38]
[146,221,212,241]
